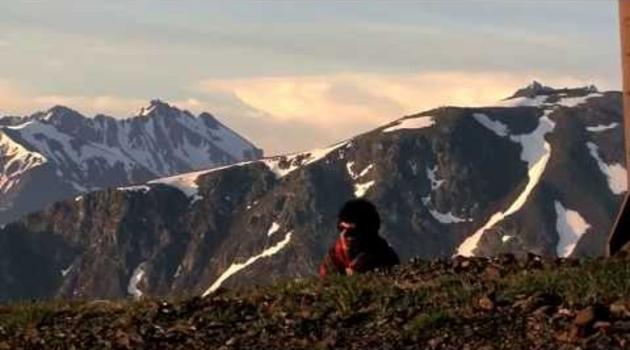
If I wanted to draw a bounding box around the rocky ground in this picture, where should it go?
[0,254,628,350]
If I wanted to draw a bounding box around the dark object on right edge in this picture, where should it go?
[609,0,630,256]
[609,196,630,256]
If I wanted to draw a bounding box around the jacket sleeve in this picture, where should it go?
[350,243,400,273]
[319,244,345,278]
[349,252,375,273]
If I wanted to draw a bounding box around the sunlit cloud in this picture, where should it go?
[170,94,334,155]
[197,71,590,129]
[192,70,601,153]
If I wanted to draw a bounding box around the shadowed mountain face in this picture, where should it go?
[0,100,263,224]
[0,84,624,302]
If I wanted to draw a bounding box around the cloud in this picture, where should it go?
[171,94,335,155]
[197,70,590,130]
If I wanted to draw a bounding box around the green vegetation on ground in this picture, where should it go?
[0,256,628,349]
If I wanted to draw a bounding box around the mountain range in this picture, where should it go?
[0,82,624,302]
[0,100,262,224]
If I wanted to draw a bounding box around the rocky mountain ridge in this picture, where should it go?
[0,100,262,223]
[0,82,625,302]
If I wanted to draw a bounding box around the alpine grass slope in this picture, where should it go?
[0,255,628,349]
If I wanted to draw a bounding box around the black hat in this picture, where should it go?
[338,199,381,232]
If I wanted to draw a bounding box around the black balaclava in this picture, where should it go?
[337,199,381,238]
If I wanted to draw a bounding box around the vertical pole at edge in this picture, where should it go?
[621,0,630,173]
[608,0,630,255]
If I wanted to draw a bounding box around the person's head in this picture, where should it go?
[337,199,381,239]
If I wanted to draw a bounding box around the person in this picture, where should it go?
[319,199,400,278]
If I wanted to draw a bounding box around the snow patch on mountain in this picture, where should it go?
[127,263,146,298]
[346,162,356,179]
[358,164,374,177]
[458,112,556,256]
[421,196,471,224]
[261,141,348,178]
[354,180,375,198]
[60,264,73,277]
[586,142,627,195]
[422,165,470,224]
[146,160,253,200]
[554,201,591,257]
[586,123,619,133]
[347,162,374,181]
[118,185,151,193]
[6,120,134,173]
[173,264,183,279]
[428,209,471,224]
[383,116,435,133]
[202,231,293,296]
[556,93,604,108]
[426,165,444,190]
[473,113,509,137]
[212,123,258,160]
[0,132,47,192]
[429,208,472,224]
[267,222,280,237]
[246,200,258,211]
[171,136,220,171]
[149,169,210,200]
[346,150,377,197]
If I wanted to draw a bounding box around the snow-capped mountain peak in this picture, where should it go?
[137,99,178,118]
[506,81,600,101]
[0,101,263,223]
[509,81,556,99]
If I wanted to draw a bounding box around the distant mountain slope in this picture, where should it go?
[0,100,263,223]
[0,83,624,301]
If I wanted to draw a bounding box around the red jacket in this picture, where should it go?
[319,233,399,278]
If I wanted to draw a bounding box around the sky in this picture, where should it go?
[0,1,620,155]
